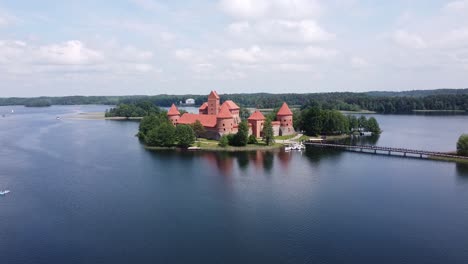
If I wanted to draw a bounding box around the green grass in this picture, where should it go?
[275,134,296,140]
[297,135,310,141]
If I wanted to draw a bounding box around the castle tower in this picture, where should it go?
[216,103,234,136]
[207,90,220,115]
[276,102,294,136]
[248,110,266,138]
[167,103,180,126]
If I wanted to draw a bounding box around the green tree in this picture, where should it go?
[348,115,359,132]
[262,119,275,145]
[138,114,162,140]
[248,134,258,144]
[358,116,368,130]
[239,107,251,120]
[145,123,176,147]
[366,117,381,134]
[191,120,206,139]
[301,106,322,136]
[457,134,468,156]
[231,121,249,146]
[175,125,195,148]
[219,135,229,147]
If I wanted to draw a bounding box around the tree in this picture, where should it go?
[366,117,381,134]
[231,121,249,146]
[191,120,206,139]
[457,134,468,156]
[145,123,176,147]
[262,119,275,145]
[248,134,258,144]
[348,115,358,132]
[219,135,229,147]
[358,116,368,130]
[175,125,195,148]
[239,107,251,120]
[301,106,322,136]
[138,114,162,140]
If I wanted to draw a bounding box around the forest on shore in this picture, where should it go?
[1,88,468,114]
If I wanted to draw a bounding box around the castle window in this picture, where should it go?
[223,124,225,126]
[224,128,226,131]
[284,119,286,122]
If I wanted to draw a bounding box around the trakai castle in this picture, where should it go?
[167,91,295,139]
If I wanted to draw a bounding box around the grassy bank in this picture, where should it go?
[145,138,284,152]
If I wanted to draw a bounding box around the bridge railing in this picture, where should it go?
[304,141,468,160]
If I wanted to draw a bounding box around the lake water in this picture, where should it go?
[1,105,468,264]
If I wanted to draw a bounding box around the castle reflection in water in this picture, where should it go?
[198,150,294,176]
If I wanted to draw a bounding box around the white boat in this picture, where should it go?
[56,116,61,120]
[11,109,14,113]
[0,190,10,196]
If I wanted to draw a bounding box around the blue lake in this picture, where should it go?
[1,105,468,264]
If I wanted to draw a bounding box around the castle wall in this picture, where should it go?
[272,123,280,136]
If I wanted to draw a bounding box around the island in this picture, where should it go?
[130,91,382,151]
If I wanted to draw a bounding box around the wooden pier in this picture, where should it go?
[304,141,468,160]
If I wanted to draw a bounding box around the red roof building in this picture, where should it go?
[248,110,265,121]
[167,103,180,116]
[178,113,217,128]
[166,92,295,139]
[277,102,293,116]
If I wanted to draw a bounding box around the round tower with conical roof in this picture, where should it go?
[216,103,235,136]
[276,102,295,136]
[167,103,180,126]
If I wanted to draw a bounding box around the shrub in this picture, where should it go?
[219,135,229,147]
[248,134,258,144]
[457,134,468,156]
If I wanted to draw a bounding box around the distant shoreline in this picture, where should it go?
[65,112,143,120]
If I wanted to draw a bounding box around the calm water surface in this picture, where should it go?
[1,106,468,264]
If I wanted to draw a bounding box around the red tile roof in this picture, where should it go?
[208,90,220,99]
[217,103,233,119]
[277,102,293,116]
[199,102,208,110]
[178,113,217,128]
[167,103,180,116]
[222,100,239,110]
[248,110,265,121]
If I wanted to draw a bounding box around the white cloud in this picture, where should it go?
[226,45,264,63]
[37,41,103,65]
[437,28,468,49]
[350,56,370,69]
[392,30,427,49]
[219,0,321,19]
[444,0,468,11]
[0,39,159,76]
[228,19,334,43]
[174,49,194,61]
[227,21,250,34]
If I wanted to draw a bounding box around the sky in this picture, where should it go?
[0,0,467,96]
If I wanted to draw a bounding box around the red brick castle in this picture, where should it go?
[168,91,294,139]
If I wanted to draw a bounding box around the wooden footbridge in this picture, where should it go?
[304,141,468,160]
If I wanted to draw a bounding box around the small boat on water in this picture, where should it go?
[0,190,10,196]
[285,142,306,151]
[56,116,61,120]
[11,109,14,113]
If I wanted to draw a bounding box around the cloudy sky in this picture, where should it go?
[1,0,467,96]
